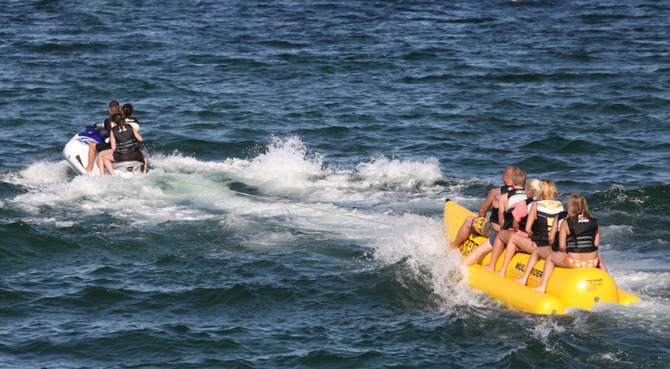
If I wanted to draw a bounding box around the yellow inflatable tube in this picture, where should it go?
[444,200,639,314]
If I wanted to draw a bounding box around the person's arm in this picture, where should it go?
[525,202,537,236]
[594,227,600,247]
[110,131,117,151]
[133,128,143,142]
[498,193,508,227]
[558,221,569,252]
[547,215,560,245]
[477,188,496,217]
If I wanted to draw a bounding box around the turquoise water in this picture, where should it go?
[1,1,669,367]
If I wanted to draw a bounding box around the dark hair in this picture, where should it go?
[122,103,134,117]
[111,112,125,126]
[109,100,121,114]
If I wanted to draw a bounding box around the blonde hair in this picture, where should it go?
[526,178,542,198]
[567,193,592,223]
[540,180,558,200]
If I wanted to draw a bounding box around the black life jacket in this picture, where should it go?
[113,124,139,154]
[565,216,599,253]
[103,117,114,133]
[490,185,513,225]
[550,211,568,251]
[531,200,565,246]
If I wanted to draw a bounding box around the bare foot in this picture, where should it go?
[513,277,527,285]
[450,270,464,283]
[85,167,93,173]
[482,263,496,272]
[532,286,546,293]
[494,269,506,277]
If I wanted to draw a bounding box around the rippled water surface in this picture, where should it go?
[1,1,669,368]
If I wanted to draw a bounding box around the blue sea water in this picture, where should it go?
[1,0,669,367]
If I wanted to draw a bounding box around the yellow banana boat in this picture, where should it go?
[444,199,639,314]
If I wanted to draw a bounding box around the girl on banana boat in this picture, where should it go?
[511,180,567,285]
[485,179,563,277]
[531,193,607,292]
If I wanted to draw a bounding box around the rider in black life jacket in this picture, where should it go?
[121,103,148,166]
[451,166,515,252]
[533,193,607,293]
[97,113,147,177]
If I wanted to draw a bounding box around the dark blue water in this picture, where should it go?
[1,1,669,367]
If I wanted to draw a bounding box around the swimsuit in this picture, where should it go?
[563,254,600,268]
[471,216,495,238]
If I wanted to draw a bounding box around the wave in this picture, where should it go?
[3,136,664,321]
[591,183,670,216]
[1,136,453,232]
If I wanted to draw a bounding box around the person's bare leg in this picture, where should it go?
[98,150,114,177]
[103,156,116,176]
[85,142,97,173]
[533,253,570,293]
[98,150,107,177]
[462,239,492,267]
[494,242,517,277]
[515,246,551,285]
[483,230,512,272]
[142,151,148,174]
[533,257,555,293]
[495,236,534,277]
[451,216,474,251]
[515,249,539,285]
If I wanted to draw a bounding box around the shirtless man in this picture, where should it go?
[450,166,514,252]
[84,101,120,173]
[461,167,523,267]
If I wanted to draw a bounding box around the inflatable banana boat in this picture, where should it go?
[444,199,639,314]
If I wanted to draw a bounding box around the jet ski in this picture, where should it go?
[63,122,145,175]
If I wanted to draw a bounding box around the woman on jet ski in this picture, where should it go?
[98,113,147,177]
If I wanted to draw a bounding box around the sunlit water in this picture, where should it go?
[1,0,669,367]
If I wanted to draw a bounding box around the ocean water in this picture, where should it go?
[1,0,669,368]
